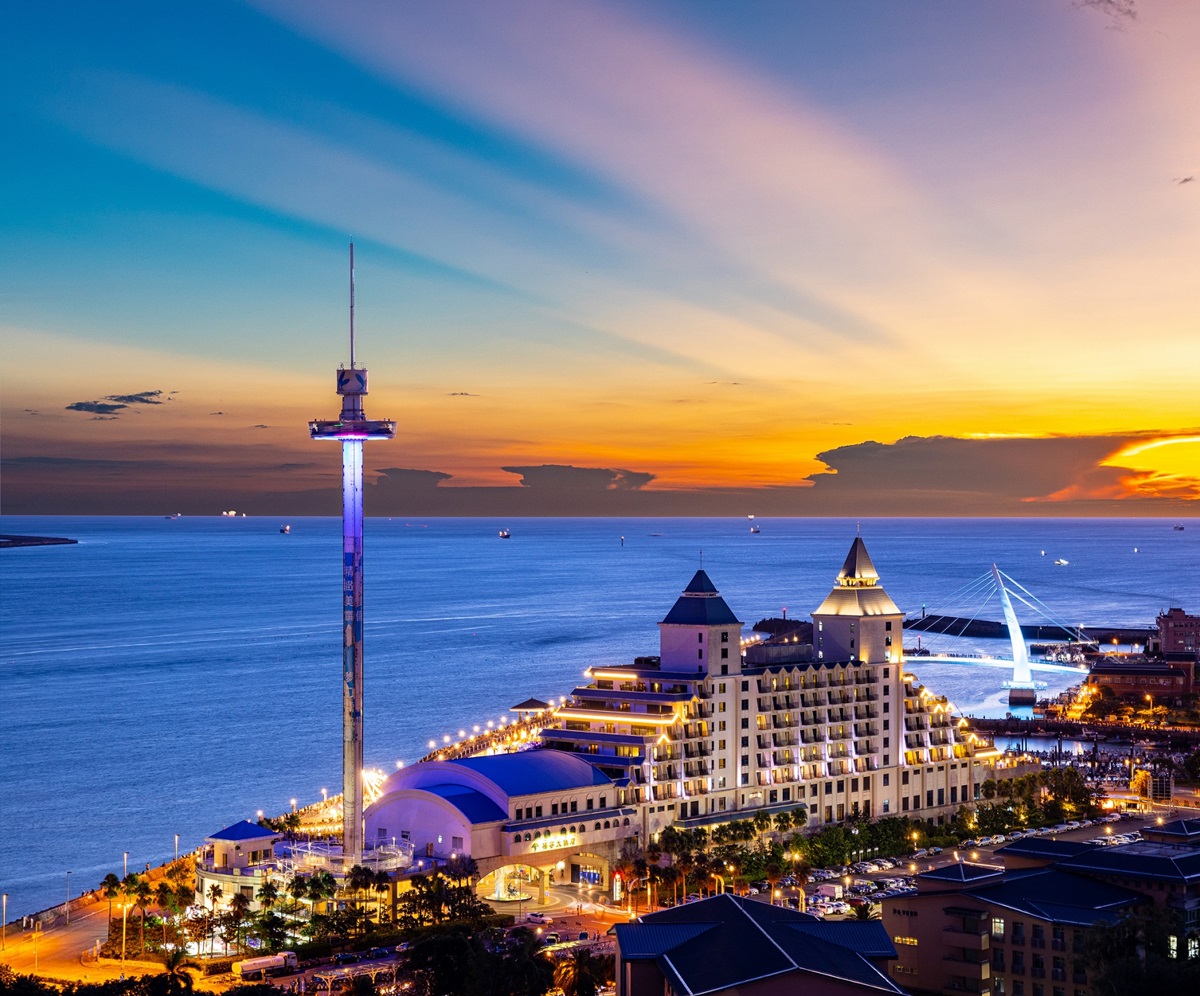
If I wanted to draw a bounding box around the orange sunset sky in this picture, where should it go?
[1,0,1197,516]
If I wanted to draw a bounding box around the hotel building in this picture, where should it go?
[544,537,999,840]
[365,538,1011,898]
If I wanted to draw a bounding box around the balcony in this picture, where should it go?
[943,954,991,977]
[943,926,990,951]
[940,983,990,996]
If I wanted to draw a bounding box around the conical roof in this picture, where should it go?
[812,537,900,617]
[837,537,879,583]
[661,569,741,626]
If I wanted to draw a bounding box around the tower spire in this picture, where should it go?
[309,247,396,868]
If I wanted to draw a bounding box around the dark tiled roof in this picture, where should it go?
[964,868,1144,925]
[920,862,1005,883]
[784,921,897,959]
[620,894,902,995]
[1056,841,1200,883]
[424,784,508,824]
[996,837,1099,859]
[661,570,741,627]
[451,748,613,797]
[1143,817,1200,840]
[207,819,279,843]
[510,697,551,711]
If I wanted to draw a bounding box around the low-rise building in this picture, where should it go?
[194,820,281,910]
[614,892,903,996]
[884,861,1144,996]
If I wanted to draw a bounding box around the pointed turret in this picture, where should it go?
[659,570,743,673]
[837,537,880,585]
[811,536,902,664]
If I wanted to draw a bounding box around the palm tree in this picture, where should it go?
[160,947,200,996]
[100,873,121,928]
[256,881,279,911]
[135,877,154,955]
[205,883,223,956]
[228,892,252,953]
[554,948,611,996]
[308,871,338,915]
[853,903,880,920]
[156,881,178,947]
[372,870,391,923]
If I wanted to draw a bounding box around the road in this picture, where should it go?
[1,895,158,984]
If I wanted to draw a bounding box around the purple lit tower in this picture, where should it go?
[309,244,395,867]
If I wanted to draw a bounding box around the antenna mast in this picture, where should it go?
[349,241,356,368]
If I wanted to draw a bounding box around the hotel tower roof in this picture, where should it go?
[660,569,742,626]
[812,537,902,617]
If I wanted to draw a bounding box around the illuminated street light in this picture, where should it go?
[123,851,129,879]
[175,833,180,863]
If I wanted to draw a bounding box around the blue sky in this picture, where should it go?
[2,0,1198,515]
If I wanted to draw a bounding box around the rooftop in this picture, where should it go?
[450,748,613,797]
[207,819,280,843]
[660,570,742,627]
[616,893,902,995]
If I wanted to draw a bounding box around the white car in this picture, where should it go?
[525,912,552,924]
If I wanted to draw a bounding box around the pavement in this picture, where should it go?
[1,895,156,983]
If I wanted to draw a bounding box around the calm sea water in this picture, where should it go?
[1,515,1195,918]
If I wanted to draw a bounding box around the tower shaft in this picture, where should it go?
[341,438,365,866]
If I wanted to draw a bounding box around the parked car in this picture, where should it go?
[367,947,391,960]
[526,912,552,924]
[332,953,360,966]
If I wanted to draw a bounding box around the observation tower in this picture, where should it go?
[309,244,395,867]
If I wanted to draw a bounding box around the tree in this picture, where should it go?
[853,903,880,920]
[156,881,180,947]
[554,948,612,996]
[227,892,252,952]
[101,873,121,928]
[160,947,200,996]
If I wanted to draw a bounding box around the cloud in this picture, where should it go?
[89,415,120,421]
[209,411,225,416]
[252,424,270,429]
[67,400,126,415]
[105,390,165,405]
[501,464,655,490]
[807,432,1200,507]
[448,392,480,397]
[375,468,454,489]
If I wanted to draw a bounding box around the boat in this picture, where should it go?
[165,513,182,520]
[1174,524,1186,531]
[1054,558,1069,566]
[498,529,510,539]
[280,525,291,534]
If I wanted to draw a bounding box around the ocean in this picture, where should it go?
[1,515,1195,919]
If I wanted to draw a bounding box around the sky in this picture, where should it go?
[1,0,1198,517]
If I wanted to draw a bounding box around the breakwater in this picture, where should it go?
[907,613,1153,645]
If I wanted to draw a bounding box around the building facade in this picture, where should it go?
[364,538,1016,905]
[544,538,1004,841]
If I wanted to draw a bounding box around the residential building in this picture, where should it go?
[883,861,1144,996]
[614,892,903,996]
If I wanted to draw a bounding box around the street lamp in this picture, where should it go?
[321,787,328,803]
[175,833,180,863]
[291,798,298,813]
[121,903,130,968]
[124,851,129,879]
[2,893,6,951]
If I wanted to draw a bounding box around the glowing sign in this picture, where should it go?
[529,833,578,853]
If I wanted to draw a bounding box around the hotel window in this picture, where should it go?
[992,917,1005,941]
[698,649,703,659]
[599,795,607,808]
[741,718,749,728]
[742,681,749,691]
[551,804,559,815]
[883,720,889,730]
[698,633,703,643]
[883,667,889,677]
[1190,937,1199,959]
[741,699,749,709]
[741,755,749,766]
[1168,935,1178,959]
[535,806,543,817]
[586,798,594,810]
[882,800,890,812]
[513,834,520,843]
[883,773,889,786]
[885,621,892,631]
[884,702,890,713]
[721,648,728,659]
[719,758,726,769]
[721,632,728,643]
[452,836,463,850]
[741,736,749,747]
[810,784,818,797]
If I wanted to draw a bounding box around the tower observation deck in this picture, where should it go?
[309,243,395,867]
